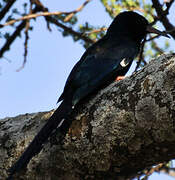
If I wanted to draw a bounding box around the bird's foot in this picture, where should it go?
[115,76,125,81]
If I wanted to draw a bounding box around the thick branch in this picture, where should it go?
[1,53,175,179]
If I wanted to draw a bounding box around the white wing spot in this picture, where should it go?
[120,58,129,67]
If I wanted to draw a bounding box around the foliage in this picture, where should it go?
[0,0,174,71]
[0,0,174,179]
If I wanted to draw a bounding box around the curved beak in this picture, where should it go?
[146,25,170,38]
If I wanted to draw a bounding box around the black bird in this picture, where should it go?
[7,11,169,179]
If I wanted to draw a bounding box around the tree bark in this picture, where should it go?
[1,53,175,180]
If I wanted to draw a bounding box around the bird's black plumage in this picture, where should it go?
[7,11,169,179]
[58,35,139,106]
[58,11,149,106]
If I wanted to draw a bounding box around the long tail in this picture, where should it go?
[7,99,73,179]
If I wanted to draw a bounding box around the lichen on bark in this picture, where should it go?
[1,53,175,180]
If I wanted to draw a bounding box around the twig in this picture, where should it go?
[152,0,175,39]
[16,3,32,72]
[134,37,147,72]
[165,27,175,33]
[0,0,94,63]
[141,163,165,180]
[0,11,70,27]
[32,0,52,31]
[85,27,107,34]
[35,0,94,44]
[46,16,94,44]
[0,0,92,28]
[146,34,160,41]
[149,16,159,26]
[16,27,29,72]
[0,0,16,21]
[31,0,94,44]
[0,0,93,64]
[0,21,26,58]
[164,0,175,15]
[2,56,12,63]
[64,0,91,22]
[152,40,164,54]
[0,7,39,59]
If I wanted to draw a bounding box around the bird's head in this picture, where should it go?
[107,11,169,43]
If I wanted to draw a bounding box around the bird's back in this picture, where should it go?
[58,35,140,106]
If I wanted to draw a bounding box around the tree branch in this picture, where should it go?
[164,0,175,15]
[0,7,44,59]
[46,16,94,44]
[64,0,91,22]
[152,0,175,39]
[0,0,91,27]
[0,0,94,61]
[0,11,71,27]
[0,0,16,21]
[1,53,175,179]
[0,20,26,58]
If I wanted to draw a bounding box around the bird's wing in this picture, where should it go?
[58,40,138,105]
